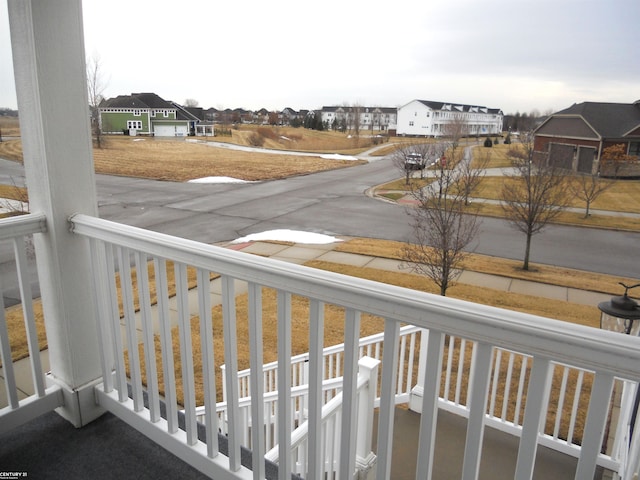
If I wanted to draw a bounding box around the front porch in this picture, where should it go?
[2,2,640,479]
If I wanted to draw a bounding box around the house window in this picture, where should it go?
[409,121,414,127]
[163,110,169,118]
[151,111,156,118]
[127,120,142,130]
[133,110,140,116]
[629,142,640,157]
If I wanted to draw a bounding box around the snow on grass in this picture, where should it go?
[232,229,342,245]
[188,176,252,184]
[321,154,359,161]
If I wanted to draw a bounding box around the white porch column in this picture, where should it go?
[8,0,103,426]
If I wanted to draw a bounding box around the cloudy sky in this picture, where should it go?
[1,0,638,115]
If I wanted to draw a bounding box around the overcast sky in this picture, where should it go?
[1,0,639,115]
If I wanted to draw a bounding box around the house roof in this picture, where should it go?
[101,92,174,110]
[410,100,503,115]
[548,101,640,138]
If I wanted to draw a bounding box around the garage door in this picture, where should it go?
[154,125,189,137]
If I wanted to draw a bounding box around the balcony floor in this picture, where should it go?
[0,410,210,479]
[0,406,588,480]
[381,408,593,480]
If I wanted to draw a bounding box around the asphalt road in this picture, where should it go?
[0,152,639,294]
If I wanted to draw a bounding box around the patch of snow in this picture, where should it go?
[133,138,145,142]
[232,229,342,245]
[321,154,359,161]
[280,136,292,141]
[188,176,251,184]
[0,198,28,214]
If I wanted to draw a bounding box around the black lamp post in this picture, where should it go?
[599,283,640,335]
[598,282,640,441]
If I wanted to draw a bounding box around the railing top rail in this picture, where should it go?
[70,214,640,380]
[0,212,47,240]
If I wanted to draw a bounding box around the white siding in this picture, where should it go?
[397,100,434,136]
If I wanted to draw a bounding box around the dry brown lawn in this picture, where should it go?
[128,254,602,443]
[0,137,367,182]
[0,116,20,137]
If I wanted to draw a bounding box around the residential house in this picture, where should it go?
[320,106,397,132]
[396,100,503,137]
[99,93,196,137]
[534,101,640,176]
[4,3,640,479]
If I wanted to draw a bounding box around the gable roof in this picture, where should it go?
[548,102,640,138]
[101,92,174,110]
[411,100,503,115]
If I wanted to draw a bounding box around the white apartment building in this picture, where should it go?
[397,99,503,137]
[320,106,397,131]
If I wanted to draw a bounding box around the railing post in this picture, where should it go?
[8,0,103,427]
[410,328,429,413]
[355,356,380,480]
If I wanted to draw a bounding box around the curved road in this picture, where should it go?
[1,150,639,280]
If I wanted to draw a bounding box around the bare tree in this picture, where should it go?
[392,142,438,185]
[401,158,481,296]
[500,132,570,270]
[570,172,615,218]
[86,54,108,148]
[184,98,199,107]
[458,147,490,205]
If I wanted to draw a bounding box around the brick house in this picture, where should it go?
[534,101,640,176]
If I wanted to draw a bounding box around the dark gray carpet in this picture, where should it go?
[0,410,210,479]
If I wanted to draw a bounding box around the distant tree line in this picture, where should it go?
[0,108,18,117]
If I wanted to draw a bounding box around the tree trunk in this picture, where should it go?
[523,231,532,270]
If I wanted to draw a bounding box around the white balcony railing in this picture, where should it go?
[66,213,640,480]
[0,214,64,434]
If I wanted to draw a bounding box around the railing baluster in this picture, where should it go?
[307,299,324,480]
[455,338,467,406]
[554,366,570,439]
[397,334,407,394]
[338,308,360,480]
[222,275,241,471]
[406,332,416,397]
[277,290,292,480]
[375,319,401,480]
[515,356,551,479]
[489,349,502,417]
[566,370,584,444]
[0,296,18,408]
[13,236,45,397]
[117,246,144,412]
[575,372,615,478]
[416,329,445,480]
[462,341,493,479]
[89,238,114,393]
[135,252,160,423]
[444,335,455,401]
[247,282,264,477]
[175,262,197,446]
[501,353,515,421]
[106,244,127,401]
[198,267,218,458]
[154,257,178,433]
[514,355,528,427]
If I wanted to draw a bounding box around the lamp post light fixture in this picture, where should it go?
[598,282,640,446]
[598,283,640,335]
